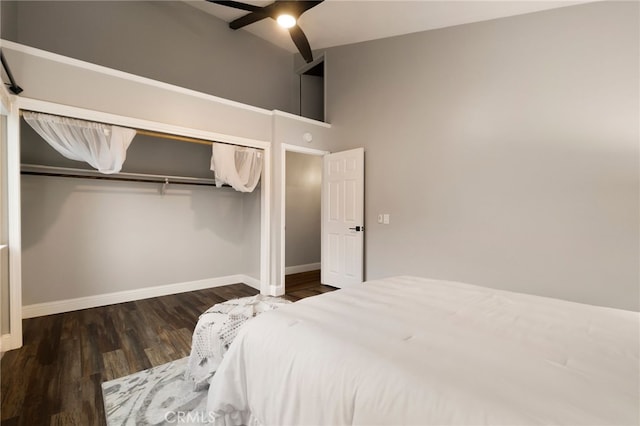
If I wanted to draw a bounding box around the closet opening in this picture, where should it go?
[14,105,270,321]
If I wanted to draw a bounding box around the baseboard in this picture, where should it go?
[22,274,260,319]
[285,262,321,275]
[242,275,261,291]
[1,333,19,353]
[269,284,285,297]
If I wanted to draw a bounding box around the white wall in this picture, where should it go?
[325,1,639,310]
[285,151,322,268]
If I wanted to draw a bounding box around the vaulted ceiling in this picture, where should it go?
[186,0,591,54]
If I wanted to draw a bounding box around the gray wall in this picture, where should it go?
[20,124,262,305]
[21,176,254,305]
[300,74,324,122]
[325,1,639,310]
[285,151,322,268]
[243,186,262,281]
[0,0,17,41]
[2,0,296,112]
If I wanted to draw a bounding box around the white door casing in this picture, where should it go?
[279,143,328,294]
[322,148,364,288]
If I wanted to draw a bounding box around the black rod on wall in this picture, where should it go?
[20,164,228,188]
[0,50,23,95]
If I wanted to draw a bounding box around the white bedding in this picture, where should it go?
[206,276,640,425]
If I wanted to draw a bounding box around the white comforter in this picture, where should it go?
[206,276,640,425]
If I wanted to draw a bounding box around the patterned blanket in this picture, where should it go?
[186,294,291,389]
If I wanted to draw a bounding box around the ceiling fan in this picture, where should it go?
[207,0,324,63]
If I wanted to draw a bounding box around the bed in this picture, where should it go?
[206,276,640,425]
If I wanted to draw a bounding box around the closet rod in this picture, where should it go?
[135,129,214,146]
[20,164,226,187]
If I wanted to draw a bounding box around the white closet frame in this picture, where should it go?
[1,85,16,352]
[3,96,272,350]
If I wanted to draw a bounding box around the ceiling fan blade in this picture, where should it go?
[289,24,313,63]
[297,0,324,15]
[210,0,322,59]
[229,11,270,30]
[206,1,262,13]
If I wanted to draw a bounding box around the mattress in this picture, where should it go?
[206,276,640,425]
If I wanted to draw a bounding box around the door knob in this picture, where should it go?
[348,226,364,232]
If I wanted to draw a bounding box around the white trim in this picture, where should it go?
[280,144,328,295]
[22,274,261,319]
[260,144,272,295]
[5,101,22,350]
[269,285,282,296]
[16,97,270,150]
[242,275,262,291]
[285,262,321,275]
[282,143,329,157]
[323,53,328,126]
[0,246,6,353]
[1,334,12,353]
[1,39,272,116]
[0,84,12,116]
[273,110,332,128]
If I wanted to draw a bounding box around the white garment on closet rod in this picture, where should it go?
[23,111,136,174]
[210,143,263,192]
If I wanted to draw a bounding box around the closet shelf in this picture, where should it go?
[20,164,226,187]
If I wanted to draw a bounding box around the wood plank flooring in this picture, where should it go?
[1,271,333,426]
[284,269,336,301]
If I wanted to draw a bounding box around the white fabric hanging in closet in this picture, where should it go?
[23,111,136,174]
[210,143,263,192]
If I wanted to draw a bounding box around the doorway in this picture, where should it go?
[281,144,327,293]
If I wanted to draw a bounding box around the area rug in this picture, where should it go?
[102,357,210,425]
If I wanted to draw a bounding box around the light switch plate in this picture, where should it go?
[383,214,390,224]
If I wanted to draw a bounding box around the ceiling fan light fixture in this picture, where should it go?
[276,14,296,28]
[210,0,322,63]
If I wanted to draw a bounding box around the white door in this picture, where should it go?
[321,148,364,288]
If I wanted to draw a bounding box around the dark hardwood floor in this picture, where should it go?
[284,269,336,301]
[1,271,333,426]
